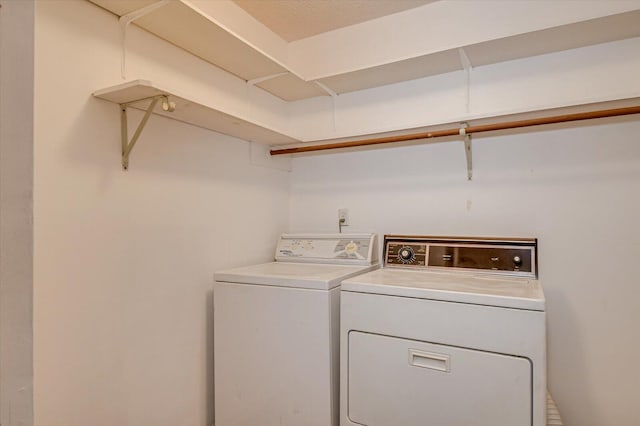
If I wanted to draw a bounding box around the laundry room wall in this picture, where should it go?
[289,118,640,426]
[32,2,289,426]
[26,2,640,426]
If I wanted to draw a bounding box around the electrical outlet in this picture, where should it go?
[338,208,349,226]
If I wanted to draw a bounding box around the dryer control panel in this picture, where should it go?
[276,233,378,266]
[384,235,537,277]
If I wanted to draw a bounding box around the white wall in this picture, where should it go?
[290,119,640,426]
[0,1,35,425]
[33,2,289,425]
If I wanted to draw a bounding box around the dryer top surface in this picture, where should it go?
[342,268,545,311]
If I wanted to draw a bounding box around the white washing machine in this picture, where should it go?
[214,233,379,426]
[340,235,546,426]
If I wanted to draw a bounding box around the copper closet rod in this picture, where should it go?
[270,105,640,156]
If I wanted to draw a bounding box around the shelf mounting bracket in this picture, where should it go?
[458,48,473,113]
[460,123,472,181]
[119,0,171,79]
[313,81,339,130]
[120,94,174,170]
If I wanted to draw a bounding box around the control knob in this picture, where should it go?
[398,246,416,263]
[345,241,358,255]
[513,255,522,266]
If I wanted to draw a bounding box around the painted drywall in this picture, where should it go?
[0,0,35,425]
[289,119,640,426]
[32,2,289,425]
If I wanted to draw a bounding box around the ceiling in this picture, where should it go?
[233,0,433,42]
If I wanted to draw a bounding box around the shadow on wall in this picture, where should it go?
[547,290,598,425]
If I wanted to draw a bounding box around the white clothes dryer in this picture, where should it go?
[340,235,546,426]
[214,234,378,426]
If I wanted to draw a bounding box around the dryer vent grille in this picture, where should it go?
[547,392,564,426]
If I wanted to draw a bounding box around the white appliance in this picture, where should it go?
[214,233,379,426]
[340,235,546,426]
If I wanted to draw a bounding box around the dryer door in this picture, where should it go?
[348,331,532,426]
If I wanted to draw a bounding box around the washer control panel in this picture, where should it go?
[276,233,378,265]
[384,235,537,277]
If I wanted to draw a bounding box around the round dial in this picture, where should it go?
[513,255,522,265]
[345,241,358,255]
[397,246,416,263]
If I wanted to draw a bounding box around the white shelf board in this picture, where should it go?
[316,10,640,94]
[93,80,299,145]
[89,0,323,101]
[88,1,640,101]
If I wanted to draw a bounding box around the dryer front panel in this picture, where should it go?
[347,331,532,426]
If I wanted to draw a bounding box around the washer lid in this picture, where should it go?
[342,268,545,311]
[215,262,379,290]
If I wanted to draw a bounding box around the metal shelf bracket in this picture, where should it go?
[119,0,170,79]
[120,95,174,170]
[457,48,473,113]
[460,123,472,181]
[313,81,339,130]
